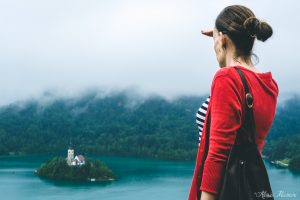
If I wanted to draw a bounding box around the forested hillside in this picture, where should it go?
[0,91,299,162]
[0,91,206,160]
[267,95,300,140]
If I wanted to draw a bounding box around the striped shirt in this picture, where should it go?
[196,96,210,146]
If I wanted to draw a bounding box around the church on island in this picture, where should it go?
[37,147,116,181]
[66,148,85,166]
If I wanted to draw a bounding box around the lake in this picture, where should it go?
[0,155,299,200]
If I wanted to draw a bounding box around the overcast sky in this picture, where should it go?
[0,0,299,106]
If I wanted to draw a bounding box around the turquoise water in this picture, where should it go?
[0,155,299,200]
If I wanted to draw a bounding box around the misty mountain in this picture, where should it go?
[0,91,299,160]
[267,94,300,140]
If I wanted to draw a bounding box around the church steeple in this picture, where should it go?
[67,149,74,165]
[68,140,73,149]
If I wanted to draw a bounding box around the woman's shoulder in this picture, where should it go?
[213,67,230,78]
[212,66,239,83]
[212,65,259,83]
[210,67,245,96]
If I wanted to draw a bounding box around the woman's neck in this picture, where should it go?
[223,52,260,73]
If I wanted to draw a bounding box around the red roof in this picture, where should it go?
[78,155,85,162]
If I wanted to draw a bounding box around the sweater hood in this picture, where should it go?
[230,65,279,98]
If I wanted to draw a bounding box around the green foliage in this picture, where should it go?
[0,91,299,161]
[0,92,205,160]
[37,157,116,181]
[263,134,300,170]
[267,95,300,140]
[289,155,300,170]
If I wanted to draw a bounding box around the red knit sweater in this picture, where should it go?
[188,65,279,199]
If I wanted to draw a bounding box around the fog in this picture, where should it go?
[0,0,298,106]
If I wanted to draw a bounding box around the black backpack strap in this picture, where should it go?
[234,67,257,145]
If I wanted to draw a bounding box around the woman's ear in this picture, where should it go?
[220,32,227,49]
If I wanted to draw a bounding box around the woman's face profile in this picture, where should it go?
[213,28,226,68]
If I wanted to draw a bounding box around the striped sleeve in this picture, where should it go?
[196,96,210,146]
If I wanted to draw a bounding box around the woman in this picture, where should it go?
[188,5,279,200]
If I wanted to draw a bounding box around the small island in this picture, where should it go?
[36,148,117,181]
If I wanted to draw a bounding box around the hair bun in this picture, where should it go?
[243,17,273,42]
